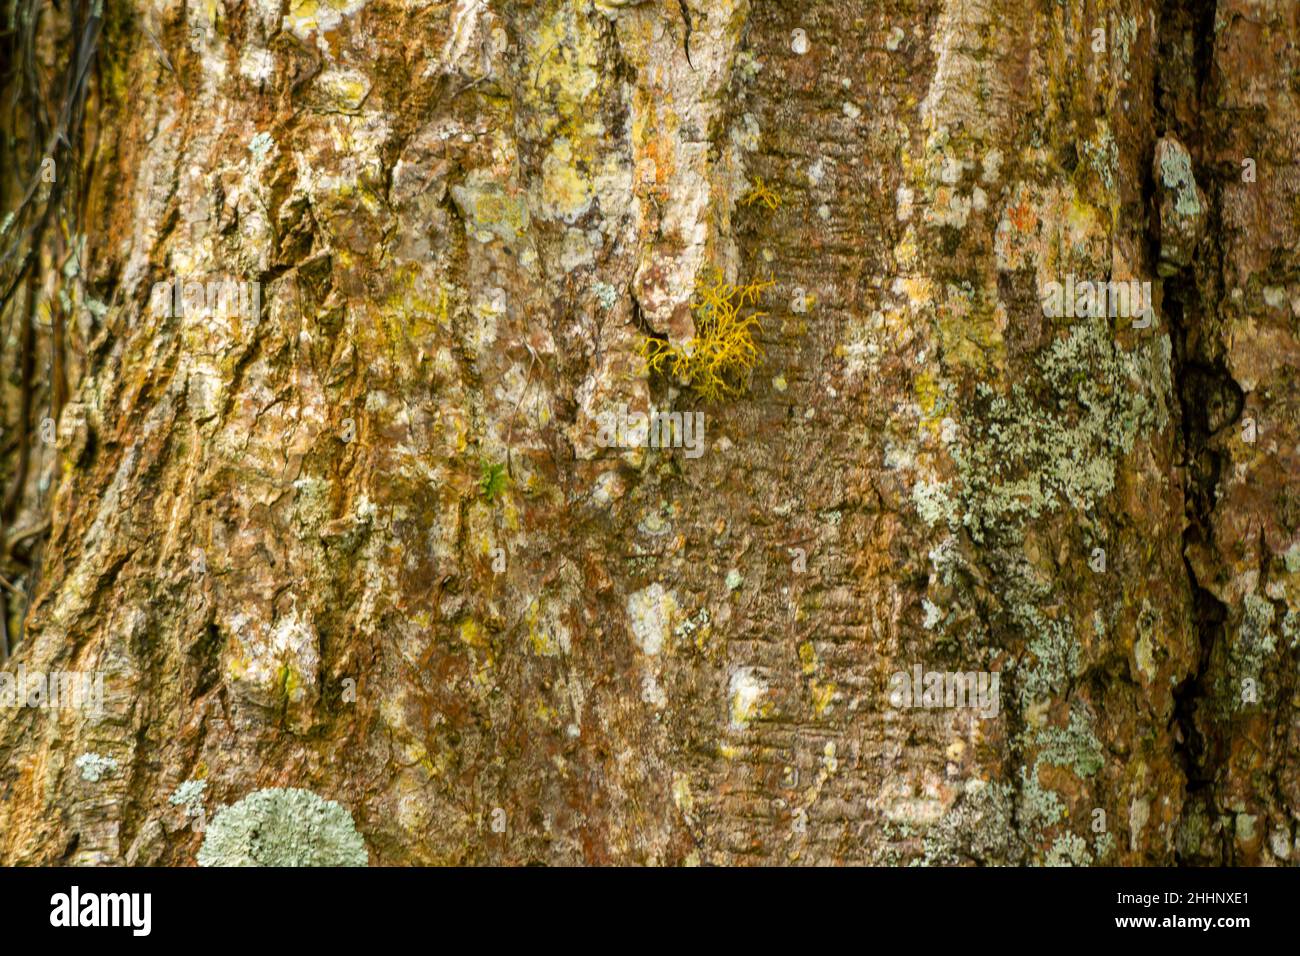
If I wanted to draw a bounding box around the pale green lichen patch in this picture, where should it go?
[1034,707,1103,778]
[1235,812,1258,843]
[170,779,207,817]
[1232,593,1278,679]
[919,779,1024,865]
[197,787,368,867]
[1176,801,1211,858]
[1012,584,1082,705]
[248,131,274,164]
[1018,763,1067,832]
[913,320,1164,543]
[1082,124,1118,193]
[906,321,1169,860]
[1113,14,1138,79]
[593,281,619,310]
[74,752,118,782]
[1158,139,1201,217]
[450,171,530,245]
[1045,832,1093,866]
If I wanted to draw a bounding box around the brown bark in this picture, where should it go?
[0,0,1297,866]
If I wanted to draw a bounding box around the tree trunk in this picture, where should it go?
[1,0,1297,866]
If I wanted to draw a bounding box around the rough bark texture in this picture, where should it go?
[0,0,1298,866]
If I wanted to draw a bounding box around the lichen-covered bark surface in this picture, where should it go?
[0,0,1297,866]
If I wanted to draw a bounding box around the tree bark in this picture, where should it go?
[0,0,1297,866]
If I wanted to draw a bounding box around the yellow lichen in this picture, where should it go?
[526,601,565,658]
[798,641,818,675]
[914,370,942,419]
[640,272,774,402]
[740,176,781,211]
[459,618,488,649]
[810,679,836,716]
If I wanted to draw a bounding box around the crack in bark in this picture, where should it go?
[1156,0,1245,863]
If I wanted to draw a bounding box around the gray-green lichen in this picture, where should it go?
[1015,596,1082,705]
[197,787,368,867]
[1034,707,1104,778]
[1235,812,1258,843]
[1012,705,1103,862]
[909,321,1166,862]
[1000,557,1084,706]
[1018,764,1067,832]
[1157,138,1201,217]
[1284,544,1300,574]
[74,752,118,782]
[1083,127,1118,193]
[449,171,530,246]
[169,779,207,817]
[913,319,1164,543]
[1284,609,1300,649]
[1153,136,1206,272]
[1176,800,1212,859]
[1237,593,1277,665]
[248,131,274,164]
[1045,832,1092,867]
[919,779,1024,865]
[1113,14,1138,79]
[593,280,619,311]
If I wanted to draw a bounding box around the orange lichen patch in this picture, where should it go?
[1007,195,1038,233]
[632,97,678,196]
[640,272,774,402]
